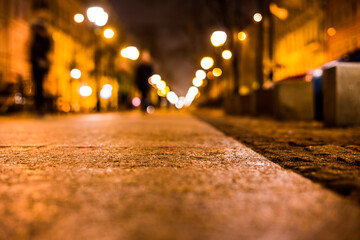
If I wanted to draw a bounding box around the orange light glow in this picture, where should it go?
[74,13,85,23]
[238,32,246,41]
[327,27,336,37]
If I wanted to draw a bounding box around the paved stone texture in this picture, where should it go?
[0,112,359,240]
[197,110,360,204]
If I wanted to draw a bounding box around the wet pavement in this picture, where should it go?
[0,112,359,240]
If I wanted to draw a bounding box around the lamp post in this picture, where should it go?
[85,7,109,112]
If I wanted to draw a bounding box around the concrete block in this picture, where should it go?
[274,81,314,120]
[323,63,360,126]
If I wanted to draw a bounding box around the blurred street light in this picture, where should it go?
[166,91,179,104]
[87,7,108,27]
[74,13,85,23]
[211,31,227,47]
[70,69,81,79]
[213,68,222,77]
[269,3,288,20]
[200,57,214,70]
[196,69,206,79]
[327,27,336,37]
[150,74,161,85]
[79,86,92,97]
[175,97,185,109]
[192,77,203,87]
[253,13,263,22]
[156,80,166,90]
[104,28,115,39]
[100,84,112,99]
[132,97,141,107]
[121,46,140,60]
[238,32,247,41]
[222,50,232,60]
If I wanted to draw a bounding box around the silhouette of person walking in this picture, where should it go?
[30,20,51,115]
[135,51,153,111]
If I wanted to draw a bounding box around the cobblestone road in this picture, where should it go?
[0,112,359,240]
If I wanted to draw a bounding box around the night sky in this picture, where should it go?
[108,0,256,95]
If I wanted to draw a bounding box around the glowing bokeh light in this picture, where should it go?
[196,69,206,79]
[157,89,167,97]
[121,46,140,60]
[147,105,155,114]
[156,80,166,90]
[79,86,92,97]
[175,97,185,109]
[70,69,81,79]
[132,97,141,107]
[100,87,112,99]
[210,31,227,47]
[150,74,161,85]
[313,69,323,78]
[74,13,85,23]
[222,50,232,60]
[192,77,203,87]
[201,57,214,70]
[104,28,114,39]
[103,84,113,91]
[238,31,246,41]
[213,68,222,77]
[254,13,263,22]
[207,71,215,79]
[327,27,336,37]
[269,3,288,20]
[166,91,179,104]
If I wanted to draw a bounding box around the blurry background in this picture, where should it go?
[0,0,360,122]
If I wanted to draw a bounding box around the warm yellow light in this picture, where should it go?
[79,86,92,97]
[269,3,288,20]
[207,71,215,79]
[238,32,246,41]
[222,50,232,60]
[213,68,222,77]
[104,28,114,39]
[239,86,250,96]
[156,80,166,90]
[121,46,140,60]
[196,69,206,79]
[192,77,203,87]
[210,31,227,47]
[166,91,179,104]
[157,89,166,97]
[150,74,161,85]
[70,69,81,79]
[253,13,263,22]
[74,13,85,23]
[327,27,336,37]
[87,7,108,26]
[200,57,214,70]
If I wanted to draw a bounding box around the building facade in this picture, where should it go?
[0,0,129,113]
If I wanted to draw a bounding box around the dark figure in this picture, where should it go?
[30,21,51,115]
[135,51,153,111]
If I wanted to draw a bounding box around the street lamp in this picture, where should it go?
[238,32,247,41]
[222,50,232,60]
[87,7,109,26]
[74,7,110,112]
[200,57,214,70]
[253,13,263,22]
[121,46,140,60]
[195,69,206,79]
[74,13,84,23]
[211,31,227,47]
[104,28,115,39]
